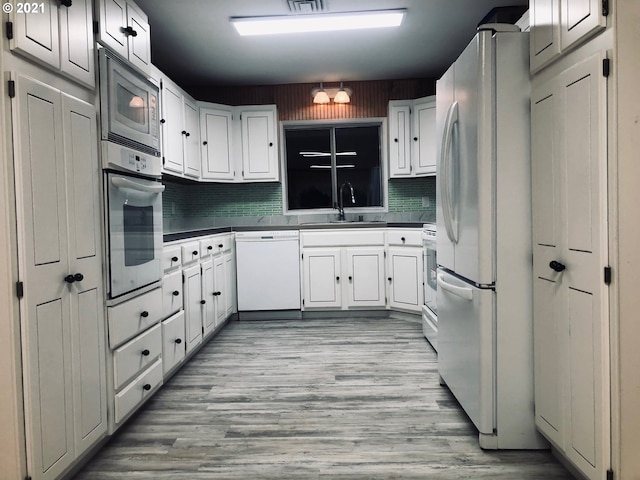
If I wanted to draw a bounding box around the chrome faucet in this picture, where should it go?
[337,181,356,221]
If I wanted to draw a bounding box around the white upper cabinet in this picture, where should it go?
[239,106,279,181]
[388,96,436,178]
[97,0,151,74]
[530,0,607,73]
[200,105,235,181]
[9,0,95,88]
[182,97,201,178]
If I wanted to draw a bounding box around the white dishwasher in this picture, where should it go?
[235,230,301,317]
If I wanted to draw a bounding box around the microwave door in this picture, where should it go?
[109,68,151,143]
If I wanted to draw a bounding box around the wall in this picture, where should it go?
[164,79,436,232]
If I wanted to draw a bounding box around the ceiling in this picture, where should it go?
[134,0,528,88]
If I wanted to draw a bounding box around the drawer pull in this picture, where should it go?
[141,349,150,356]
[213,291,221,296]
[142,383,151,391]
[218,244,223,248]
[175,338,182,344]
[207,246,213,250]
[200,300,206,305]
[171,256,179,262]
[388,277,392,282]
[401,237,406,242]
[140,311,149,318]
[192,250,198,256]
[172,290,180,296]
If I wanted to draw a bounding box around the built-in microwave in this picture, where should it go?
[99,48,160,155]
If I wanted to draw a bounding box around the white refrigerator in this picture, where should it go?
[436,24,546,450]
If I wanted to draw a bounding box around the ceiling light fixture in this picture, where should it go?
[230,9,406,36]
[311,83,353,104]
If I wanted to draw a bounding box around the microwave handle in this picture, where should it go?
[111,176,165,194]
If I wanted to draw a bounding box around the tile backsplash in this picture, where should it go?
[162,177,435,232]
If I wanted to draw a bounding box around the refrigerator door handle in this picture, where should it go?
[440,101,459,243]
[437,273,473,301]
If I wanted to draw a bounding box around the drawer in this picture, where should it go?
[108,288,163,348]
[113,324,162,390]
[162,310,186,376]
[301,230,384,247]
[387,230,422,247]
[162,270,183,318]
[213,233,233,253]
[163,245,182,272]
[181,241,200,265]
[200,237,216,257]
[114,358,163,424]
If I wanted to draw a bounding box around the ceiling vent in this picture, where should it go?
[286,0,326,14]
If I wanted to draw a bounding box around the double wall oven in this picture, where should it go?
[99,48,164,300]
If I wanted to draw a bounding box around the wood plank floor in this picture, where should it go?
[73,316,574,479]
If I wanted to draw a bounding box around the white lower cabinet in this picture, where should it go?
[387,230,424,313]
[162,311,186,376]
[113,324,162,390]
[183,263,204,354]
[114,358,163,424]
[303,247,342,309]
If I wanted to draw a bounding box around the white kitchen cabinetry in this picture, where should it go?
[160,76,201,178]
[529,0,607,73]
[182,263,204,355]
[161,311,186,376]
[9,0,95,88]
[388,96,436,177]
[200,105,235,181]
[12,74,106,480]
[239,106,279,181]
[301,230,386,310]
[96,0,151,74]
[531,45,609,480]
[387,230,424,313]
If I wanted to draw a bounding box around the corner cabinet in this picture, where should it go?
[388,96,436,178]
[200,105,235,181]
[11,74,107,480]
[529,0,607,73]
[8,0,95,88]
[96,0,151,74]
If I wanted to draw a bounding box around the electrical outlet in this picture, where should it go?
[421,196,430,208]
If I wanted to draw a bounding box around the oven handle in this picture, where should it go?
[437,273,473,301]
[111,176,165,194]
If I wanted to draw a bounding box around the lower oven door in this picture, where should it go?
[107,172,164,298]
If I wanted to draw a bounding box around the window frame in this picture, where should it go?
[280,118,389,216]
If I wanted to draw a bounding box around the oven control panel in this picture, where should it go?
[102,141,162,178]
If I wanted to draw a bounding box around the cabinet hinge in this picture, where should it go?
[182,274,185,284]
[8,80,15,98]
[301,253,303,260]
[16,281,23,299]
[93,20,99,35]
[383,251,386,258]
[162,156,165,166]
[6,21,13,40]
[607,469,614,480]
[604,266,612,285]
[25,476,32,480]
[159,79,163,90]
[603,58,611,77]
[602,0,609,16]
[302,299,305,306]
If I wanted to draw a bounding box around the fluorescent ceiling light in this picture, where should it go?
[310,164,356,169]
[231,10,406,36]
[300,151,357,157]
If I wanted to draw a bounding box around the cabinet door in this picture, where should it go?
[97,0,128,59]
[200,260,216,337]
[14,74,73,480]
[560,0,606,53]
[387,247,423,312]
[530,0,561,73]
[224,251,237,316]
[161,80,184,174]
[345,247,385,308]
[303,248,342,309]
[59,0,95,88]
[200,108,235,181]
[162,270,182,318]
[183,97,201,178]
[162,311,186,376]
[182,265,203,354]
[126,1,151,74]
[240,108,278,181]
[388,103,412,177]
[213,255,227,327]
[412,97,437,175]
[61,94,107,454]
[10,0,60,69]
[532,51,609,480]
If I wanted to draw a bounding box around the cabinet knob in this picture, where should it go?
[388,277,392,282]
[207,246,213,250]
[348,276,352,281]
[394,138,398,143]
[60,0,72,7]
[203,141,208,145]
[141,349,150,356]
[413,137,418,141]
[549,260,566,272]
[200,299,206,305]
[73,273,84,282]
[142,383,151,391]
[218,244,223,248]
[140,311,149,318]
[172,290,180,296]
[269,142,273,147]
[64,274,75,284]
[171,256,179,262]
[123,26,138,37]
[213,291,221,296]
[336,276,340,282]
[160,119,166,124]
[401,237,406,242]
[175,338,182,344]
[182,130,188,136]
[185,132,191,137]
[192,250,198,256]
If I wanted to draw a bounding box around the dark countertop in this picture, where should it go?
[163,222,425,243]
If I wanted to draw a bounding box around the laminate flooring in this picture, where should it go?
[73,316,575,479]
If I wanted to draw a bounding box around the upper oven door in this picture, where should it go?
[100,50,160,154]
[107,172,164,298]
